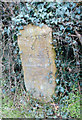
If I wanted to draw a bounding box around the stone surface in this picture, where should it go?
[18,24,56,101]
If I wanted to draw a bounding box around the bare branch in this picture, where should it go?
[75,30,82,45]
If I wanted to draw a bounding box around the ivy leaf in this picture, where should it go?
[18,33,21,36]
[39,23,44,28]
[19,51,23,54]
[60,87,64,93]
[59,25,65,31]
[18,26,23,30]
[56,79,59,84]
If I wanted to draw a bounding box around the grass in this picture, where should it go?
[1,94,45,118]
[1,88,80,118]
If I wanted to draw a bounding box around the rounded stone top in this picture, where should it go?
[19,24,52,37]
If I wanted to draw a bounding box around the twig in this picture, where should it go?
[78,81,81,94]
[75,30,82,45]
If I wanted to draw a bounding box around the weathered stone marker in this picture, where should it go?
[18,24,56,101]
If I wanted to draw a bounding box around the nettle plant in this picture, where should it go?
[2,2,81,118]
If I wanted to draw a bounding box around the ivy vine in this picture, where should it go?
[1,1,81,118]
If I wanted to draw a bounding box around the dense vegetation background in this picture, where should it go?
[1,1,81,118]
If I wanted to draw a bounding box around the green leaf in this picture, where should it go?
[60,87,64,93]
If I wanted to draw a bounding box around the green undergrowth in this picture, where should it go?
[59,91,80,118]
[2,87,80,118]
[2,94,51,118]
